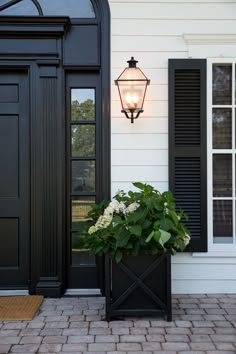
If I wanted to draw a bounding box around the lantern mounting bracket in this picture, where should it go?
[121,109,143,123]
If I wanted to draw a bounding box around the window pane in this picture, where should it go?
[71,197,95,266]
[213,64,232,105]
[212,108,232,149]
[71,196,95,230]
[0,0,39,15]
[71,161,95,193]
[0,0,11,5]
[71,125,95,157]
[71,89,95,121]
[71,233,95,266]
[213,154,232,197]
[213,200,232,240]
[38,0,95,17]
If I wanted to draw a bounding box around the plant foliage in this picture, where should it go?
[82,182,191,263]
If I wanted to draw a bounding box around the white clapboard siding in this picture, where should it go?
[111,117,168,134]
[172,263,236,280]
[112,150,168,166]
[109,0,232,3]
[111,52,188,68]
[112,19,236,36]
[111,133,168,150]
[109,0,236,293]
[173,279,236,294]
[110,2,236,20]
[112,166,168,182]
[111,182,169,197]
[111,36,187,52]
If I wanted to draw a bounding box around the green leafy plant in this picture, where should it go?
[82,182,190,263]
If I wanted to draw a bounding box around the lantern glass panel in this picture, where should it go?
[118,83,147,111]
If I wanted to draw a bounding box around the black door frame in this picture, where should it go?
[0,0,110,297]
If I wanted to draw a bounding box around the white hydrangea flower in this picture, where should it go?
[124,202,140,215]
[88,225,97,234]
[183,233,191,246]
[118,202,126,213]
[95,214,113,230]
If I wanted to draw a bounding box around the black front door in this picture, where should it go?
[0,70,30,290]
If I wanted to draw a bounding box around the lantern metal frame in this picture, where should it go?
[115,57,150,123]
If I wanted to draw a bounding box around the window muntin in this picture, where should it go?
[209,61,236,247]
[0,0,95,17]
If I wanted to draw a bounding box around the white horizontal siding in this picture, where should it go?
[111,117,168,134]
[109,0,236,293]
[112,149,168,166]
[172,254,236,293]
[111,133,168,150]
[112,19,236,36]
[112,165,168,182]
[110,3,236,20]
[111,36,187,52]
[111,51,188,68]
[111,182,169,197]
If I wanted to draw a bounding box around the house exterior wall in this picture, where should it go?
[108,0,236,293]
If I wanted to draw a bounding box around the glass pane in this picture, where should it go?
[71,196,95,230]
[71,160,95,193]
[0,0,39,15]
[71,89,95,121]
[212,108,232,149]
[39,0,95,18]
[0,0,10,6]
[71,125,95,157]
[213,64,232,105]
[213,154,232,197]
[71,196,95,266]
[71,236,95,266]
[213,200,232,240]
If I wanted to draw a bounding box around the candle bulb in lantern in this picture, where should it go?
[126,92,138,109]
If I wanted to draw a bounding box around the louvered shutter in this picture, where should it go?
[169,59,207,252]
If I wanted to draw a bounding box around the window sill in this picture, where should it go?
[192,251,236,258]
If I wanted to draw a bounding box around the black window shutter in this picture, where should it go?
[168,59,207,252]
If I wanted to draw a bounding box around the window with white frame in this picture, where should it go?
[208,59,236,247]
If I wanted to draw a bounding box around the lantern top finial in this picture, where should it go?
[127,57,138,68]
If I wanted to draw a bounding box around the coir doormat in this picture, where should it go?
[0,295,43,321]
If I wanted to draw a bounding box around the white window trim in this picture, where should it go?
[207,58,236,252]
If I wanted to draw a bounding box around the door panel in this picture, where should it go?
[0,71,30,289]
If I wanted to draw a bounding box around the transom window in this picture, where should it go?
[0,0,95,17]
[208,59,236,248]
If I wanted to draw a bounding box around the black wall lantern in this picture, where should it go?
[115,57,150,123]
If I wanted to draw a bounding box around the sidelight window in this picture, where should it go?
[208,60,236,247]
[70,88,96,266]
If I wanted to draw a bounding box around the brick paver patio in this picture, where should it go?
[0,295,236,353]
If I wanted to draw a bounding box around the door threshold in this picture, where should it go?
[0,290,29,296]
[65,288,101,296]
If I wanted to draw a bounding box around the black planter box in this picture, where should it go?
[105,253,172,321]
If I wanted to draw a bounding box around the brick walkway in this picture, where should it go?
[0,295,236,353]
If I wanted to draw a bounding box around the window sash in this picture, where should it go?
[207,58,236,250]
